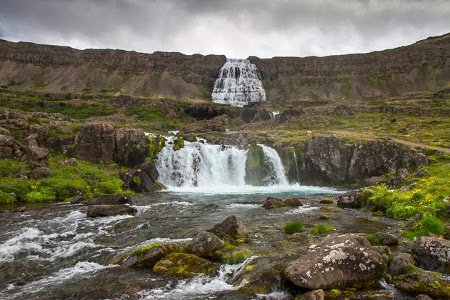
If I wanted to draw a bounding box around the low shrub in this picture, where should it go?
[311,224,335,235]
[283,220,305,234]
[25,187,56,202]
[0,159,25,177]
[0,190,15,204]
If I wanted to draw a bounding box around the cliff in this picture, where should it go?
[0,39,226,99]
[0,33,449,104]
[250,34,450,105]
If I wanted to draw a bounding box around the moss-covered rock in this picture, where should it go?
[394,270,450,299]
[153,252,218,277]
[244,144,266,186]
[112,243,179,268]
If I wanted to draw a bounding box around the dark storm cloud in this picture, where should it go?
[0,0,449,58]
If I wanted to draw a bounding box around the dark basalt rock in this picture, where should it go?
[411,237,450,274]
[121,161,166,192]
[285,234,386,290]
[337,190,363,209]
[113,243,179,268]
[208,215,248,241]
[388,253,415,277]
[74,122,116,163]
[86,205,137,217]
[262,197,284,209]
[83,194,131,206]
[190,231,224,257]
[114,127,148,167]
[376,232,399,246]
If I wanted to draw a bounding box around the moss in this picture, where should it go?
[319,213,332,220]
[173,137,184,151]
[220,249,253,264]
[311,224,335,235]
[365,233,382,246]
[132,243,161,257]
[320,197,334,204]
[244,265,255,272]
[153,252,218,277]
[283,220,305,234]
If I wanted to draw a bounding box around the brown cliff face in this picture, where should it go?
[0,39,226,99]
[250,34,450,105]
[0,33,449,105]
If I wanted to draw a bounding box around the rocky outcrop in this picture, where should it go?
[281,136,428,185]
[182,114,230,133]
[73,122,149,167]
[121,161,165,192]
[0,134,48,162]
[285,234,386,289]
[411,237,450,274]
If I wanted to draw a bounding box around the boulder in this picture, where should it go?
[376,232,399,246]
[337,190,363,209]
[190,231,224,257]
[388,253,415,277]
[113,127,148,167]
[84,194,131,206]
[285,234,386,289]
[86,205,137,217]
[415,295,433,300]
[31,166,52,179]
[263,197,284,209]
[112,243,179,268]
[411,237,450,274]
[230,256,285,295]
[283,197,304,207]
[394,270,450,299]
[74,122,116,163]
[23,134,49,162]
[298,289,324,300]
[121,161,166,192]
[153,253,218,277]
[64,157,77,166]
[208,215,248,241]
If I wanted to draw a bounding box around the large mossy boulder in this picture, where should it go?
[244,144,266,186]
[112,243,179,268]
[394,270,450,299]
[285,234,386,290]
[153,253,219,277]
[83,194,131,206]
[411,236,450,274]
[230,256,285,295]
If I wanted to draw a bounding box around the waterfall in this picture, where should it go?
[211,59,266,107]
[293,151,301,183]
[257,144,289,185]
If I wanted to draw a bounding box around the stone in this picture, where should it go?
[153,253,218,277]
[337,190,363,209]
[376,232,399,246]
[74,122,116,163]
[86,205,137,217]
[121,161,166,192]
[190,231,224,257]
[411,236,450,274]
[283,197,304,207]
[112,243,179,268]
[84,194,131,206]
[31,167,51,179]
[208,215,248,241]
[298,289,324,300]
[415,294,433,300]
[230,256,285,295]
[64,158,77,166]
[394,270,450,299]
[113,127,148,167]
[388,253,415,277]
[262,197,284,209]
[285,234,386,289]
[23,134,48,161]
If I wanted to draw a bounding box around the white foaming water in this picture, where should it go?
[212,58,266,107]
[156,138,342,195]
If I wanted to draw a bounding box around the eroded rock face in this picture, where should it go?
[114,128,148,167]
[285,234,386,289]
[74,122,116,163]
[411,237,450,274]
[190,231,224,257]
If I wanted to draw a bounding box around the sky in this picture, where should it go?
[0,0,449,58]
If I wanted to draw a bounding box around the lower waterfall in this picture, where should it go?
[156,137,339,194]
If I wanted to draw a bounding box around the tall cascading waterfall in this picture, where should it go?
[156,138,289,190]
[211,59,266,107]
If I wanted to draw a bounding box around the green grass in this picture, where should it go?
[365,233,382,246]
[220,250,253,264]
[283,220,305,234]
[0,159,25,177]
[311,224,335,235]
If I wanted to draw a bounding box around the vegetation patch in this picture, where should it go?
[311,224,335,235]
[283,220,305,234]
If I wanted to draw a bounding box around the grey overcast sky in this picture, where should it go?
[0,0,449,58]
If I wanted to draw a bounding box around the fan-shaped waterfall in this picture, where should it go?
[211,59,266,107]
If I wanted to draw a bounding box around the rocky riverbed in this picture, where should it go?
[3,189,445,300]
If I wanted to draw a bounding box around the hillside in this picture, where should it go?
[0,33,449,106]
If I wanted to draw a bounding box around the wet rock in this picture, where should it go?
[263,197,284,209]
[190,231,224,257]
[114,127,148,167]
[84,194,131,206]
[388,253,415,277]
[70,195,86,204]
[285,234,386,289]
[86,205,137,217]
[31,166,51,179]
[230,257,285,295]
[121,161,166,192]
[337,190,363,209]
[283,197,303,207]
[411,236,450,274]
[298,289,324,300]
[244,144,266,186]
[112,243,179,268]
[153,253,218,277]
[376,233,398,246]
[208,215,248,241]
[74,122,116,163]
[415,294,433,300]
[394,270,450,299]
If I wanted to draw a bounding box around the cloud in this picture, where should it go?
[0,0,449,58]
